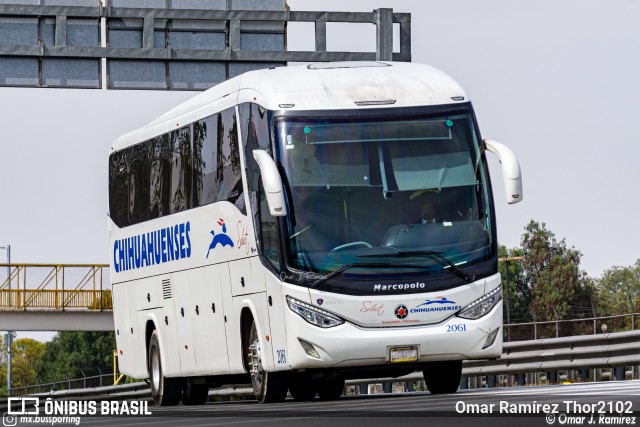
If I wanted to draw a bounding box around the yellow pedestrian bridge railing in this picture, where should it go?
[0,264,111,310]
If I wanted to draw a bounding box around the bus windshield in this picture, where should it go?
[274,110,494,289]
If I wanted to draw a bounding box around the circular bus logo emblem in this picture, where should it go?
[394,304,408,319]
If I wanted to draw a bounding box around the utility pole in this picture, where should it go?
[1,245,11,396]
[505,259,511,342]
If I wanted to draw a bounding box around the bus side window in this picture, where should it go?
[109,150,129,227]
[240,102,280,270]
[149,135,171,219]
[192,107,244,213]
[220,107,244,213]
[240,102,271,194]
[129,142,150,224]
[169,125,192,214]
[193,115,216,206]
[259,179,280,270]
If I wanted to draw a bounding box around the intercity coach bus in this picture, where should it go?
[108,61,522,405]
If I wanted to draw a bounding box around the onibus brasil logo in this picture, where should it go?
[207,218,234,258]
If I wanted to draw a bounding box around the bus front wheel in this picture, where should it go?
[423,360,462,394]
[246,320,289,403]
[148,330,183,406]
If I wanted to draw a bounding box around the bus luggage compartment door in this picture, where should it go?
[229,257,264,296]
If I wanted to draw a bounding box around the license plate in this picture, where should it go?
[390,346,418,363]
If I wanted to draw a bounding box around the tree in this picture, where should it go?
[498,244,529,322]
[35,332,116,384]
[0,335,6,397]
[594,260,640,317]
[520,220,590,322]
[0,337,46,396]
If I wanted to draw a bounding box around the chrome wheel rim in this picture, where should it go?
[151,347,161,391]
[249,337,264,393]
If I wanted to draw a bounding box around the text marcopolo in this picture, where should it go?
[374,282,426,292]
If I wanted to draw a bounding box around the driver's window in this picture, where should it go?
[259,180,280,271]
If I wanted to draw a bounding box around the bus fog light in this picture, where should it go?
[482,328,499,349]
[298,339,320,358]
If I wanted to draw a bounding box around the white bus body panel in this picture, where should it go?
[110,201,259,378]
[170,272,197,375]
[188,265,230,374]
[281,273,502,369]
[112,283,134,374]
[218,263,244,374]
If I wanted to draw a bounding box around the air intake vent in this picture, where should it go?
[308,61,390,70]
[162,279,172,299]
[354,100,396,106]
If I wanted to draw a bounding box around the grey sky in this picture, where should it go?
[1,0,638,312]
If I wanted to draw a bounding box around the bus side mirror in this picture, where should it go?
[484,139,523,204]
[253,149,288,217]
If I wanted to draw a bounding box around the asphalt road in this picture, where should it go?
[9,381,640,427]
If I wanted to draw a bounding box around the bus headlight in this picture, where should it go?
[286,296,344,328]
[457,287,502,320]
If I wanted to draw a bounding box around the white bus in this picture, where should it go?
[108,61,522,405]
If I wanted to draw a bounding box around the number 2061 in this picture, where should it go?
[446,324,467,332]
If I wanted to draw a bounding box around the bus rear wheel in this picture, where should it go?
[423,360,462,394]
[148,330,183,406]
[182,383,209,405]
[246,320,289,403]
[316,377,345,400]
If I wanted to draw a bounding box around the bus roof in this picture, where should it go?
[111,61,468,152]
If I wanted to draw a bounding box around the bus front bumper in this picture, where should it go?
[284,301,503,370]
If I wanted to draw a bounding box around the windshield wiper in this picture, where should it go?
[359,249,475,283]
[310,262,393,287]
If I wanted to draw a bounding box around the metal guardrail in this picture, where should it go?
[9,374,114,397]
[0,264,111,310]
[467,329,640,375]
[505,312,640,341]
[6,329,640,402]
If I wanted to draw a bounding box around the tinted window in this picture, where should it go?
[110,107,244,228]
[169,125,192,214]
[128,142,150,224]
[259,178,280,270]
[219,107,243,209]
[108,150,129,227]
[193,107,244,212]
[240,103,271,193]
[240,103,273,261]
[193,115,214,206]
[149,135,171,219]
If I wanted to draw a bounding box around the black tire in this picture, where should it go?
[316,377,345,400]
[289,373,317,401]
[246,320,289,403]
[148,330,183,406]
[423,360,462,394]
[182,383,209,405]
